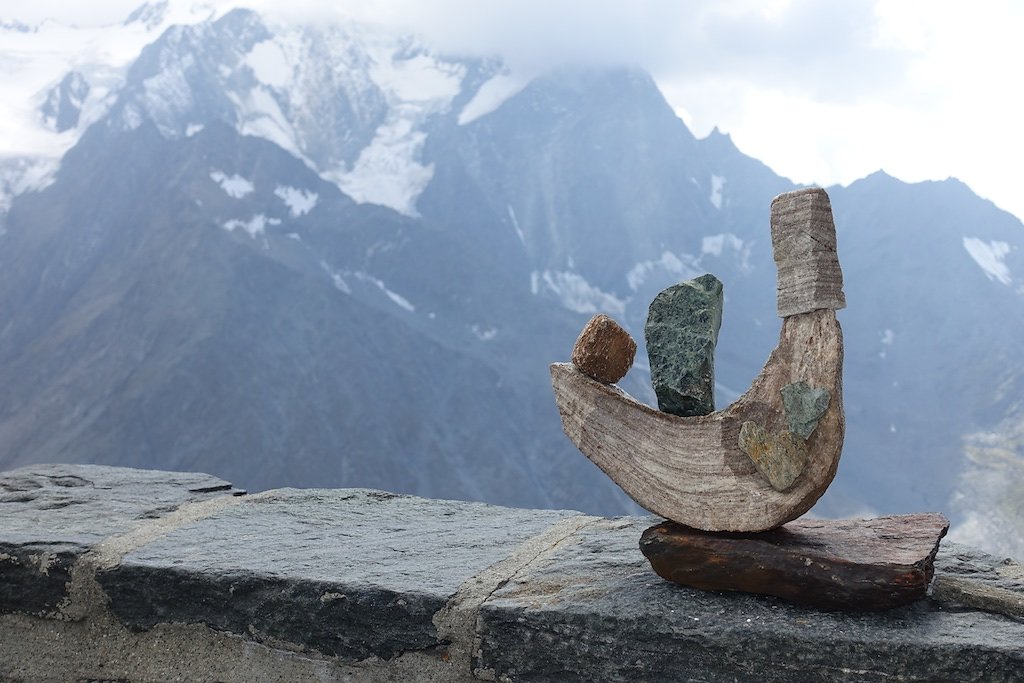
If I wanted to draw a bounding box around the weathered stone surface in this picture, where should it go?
[0,463,242,616]
[781,381,831,439]
[738,421,809,491]
[3,465,1023,683]
[771,188,846,317]
[640,513,949,611]
[97,488,577,661]
[479,517,1024,683]
[931,542,1024,620]
[571,314,636,384]
[644,273,723,417]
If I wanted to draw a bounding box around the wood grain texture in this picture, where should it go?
[552,307,843,531]
[551,187,847,532]
[640,513,950,611]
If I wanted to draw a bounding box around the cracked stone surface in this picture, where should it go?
[3,465,1024,682]
[932,542,1024,619]
[97,487,577,661]
[478,517,1024,682]
[0,463,243,615]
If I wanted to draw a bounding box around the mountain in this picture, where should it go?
[1,5,1022,556]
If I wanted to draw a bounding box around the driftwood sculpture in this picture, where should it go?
[552,187,950,611]
[551,188,846,532]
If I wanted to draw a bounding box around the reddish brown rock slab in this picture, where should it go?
[571,313,636,384]
[640,513,949,611]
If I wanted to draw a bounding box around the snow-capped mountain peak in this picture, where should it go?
[1,3,530,219]
[0,1,217,216]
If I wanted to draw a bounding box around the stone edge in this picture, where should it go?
[0,482,605,682]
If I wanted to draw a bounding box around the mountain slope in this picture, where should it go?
[0,5,1022,555]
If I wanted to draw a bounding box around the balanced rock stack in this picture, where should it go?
[555,187,949,612]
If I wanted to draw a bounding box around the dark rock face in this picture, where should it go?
[571,314,636,384]
[0,464,242,615]
[40,71,90,133]
[644,274,724,417]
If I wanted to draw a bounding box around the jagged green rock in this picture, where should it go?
[781,381,831,439]
[644,274,723,417]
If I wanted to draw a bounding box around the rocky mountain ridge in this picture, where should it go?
[0,5,1022,556]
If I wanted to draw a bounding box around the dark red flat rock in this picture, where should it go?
[640,513,949,611]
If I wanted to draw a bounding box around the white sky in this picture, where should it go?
[3,0,1023,222]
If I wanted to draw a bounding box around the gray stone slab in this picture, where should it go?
[97,488,577,662]
[477,517,1024,683]
[932,542,1024,620]
[0,463,242,615]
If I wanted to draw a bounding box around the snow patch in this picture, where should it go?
[709,174,725,209]
[210,170,254,199]
[534,270,627,316]
[320,260,350,294]
[0,156,60,216]
[701,233,743,257]
[878,328,895,359]
[246,39,292,89]
[222,214,279,239]
[369,52,463,102]
[274,185,318,217]
[231,86,306,161]
[507,204,525,245]
[354,271,415,312]
[701,232,752,272]
[331,118,433,217]
[0,4,211,206]
[459,72,530,125]
[471,324,498,341]
[963,237,1012,285]
[121,104,143,130]
[328,45,465,216]
[140,51,194,136]
[627,251,701,291]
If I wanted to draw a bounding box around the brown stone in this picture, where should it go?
[640,513,949,611]
[571,314,636,384]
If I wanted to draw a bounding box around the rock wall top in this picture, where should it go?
[2,464,1023,682]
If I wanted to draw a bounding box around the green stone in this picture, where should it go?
[738,421,809,492]
[781,382,831,440]
[644,274,723,417]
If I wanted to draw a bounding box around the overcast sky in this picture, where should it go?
[4,0,1023,221]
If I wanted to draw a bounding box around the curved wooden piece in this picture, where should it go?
[551,188,846,532]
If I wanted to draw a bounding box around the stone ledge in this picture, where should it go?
[1,464,1023,683]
